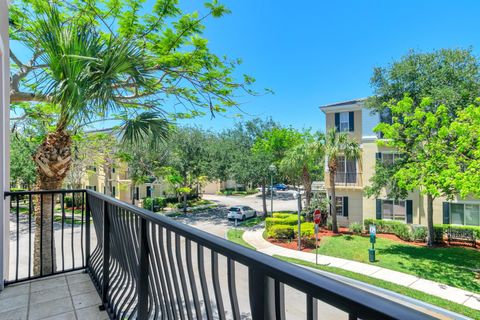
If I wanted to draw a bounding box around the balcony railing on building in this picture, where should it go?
[325,172,363,188]
[3,189,435,319]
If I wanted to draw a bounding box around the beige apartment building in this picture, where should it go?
[321,99,480,228]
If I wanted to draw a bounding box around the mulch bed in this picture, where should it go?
[267,227,480,251]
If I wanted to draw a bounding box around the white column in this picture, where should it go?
[0,0,11,290]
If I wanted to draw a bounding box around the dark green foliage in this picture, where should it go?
[143,197,167,212]
[267,225,295,239]
[349,222,363,235]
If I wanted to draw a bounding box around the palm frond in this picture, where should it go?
[119,111,171,151]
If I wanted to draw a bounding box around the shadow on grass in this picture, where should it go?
[379,244,480,293]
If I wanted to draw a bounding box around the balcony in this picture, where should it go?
[325,172,363,189]
[1,189,436,319]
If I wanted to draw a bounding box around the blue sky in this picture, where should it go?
[11,1,480,132]
[176,0,480,132]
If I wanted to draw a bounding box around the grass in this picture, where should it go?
[274,255,480,319]
[238,216,263,227]
[226,229,256,250]
[315,234,480,294]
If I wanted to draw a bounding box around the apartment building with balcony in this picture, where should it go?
[320,99,480,228]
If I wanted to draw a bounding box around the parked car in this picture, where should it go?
[227,205,257,220]
[273,183,288,191]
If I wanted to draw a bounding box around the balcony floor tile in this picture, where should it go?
[0,271,107,320]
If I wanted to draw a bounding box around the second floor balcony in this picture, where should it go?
[325,172,363,188]
[0,189,441,319]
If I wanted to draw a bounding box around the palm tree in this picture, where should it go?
[280,133,324,207]
[24,7,169,275]
[323,128,360,233]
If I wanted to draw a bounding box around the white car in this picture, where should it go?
[227,205,256,221]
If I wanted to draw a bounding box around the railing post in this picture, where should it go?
[85,191,91,268]
[137,217,149,320]
[100,200,110,311]
[249,267,275,320]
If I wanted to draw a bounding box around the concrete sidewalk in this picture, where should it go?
[243,229,480,311]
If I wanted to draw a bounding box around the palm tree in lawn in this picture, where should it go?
[280,132,324,208]
[323,128,360,233]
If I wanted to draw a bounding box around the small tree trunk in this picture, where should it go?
[302,165,312,207]
[330,170,338,233]
[33,130,72,276]
[261,183,267,217]
[427,194,435,246]
[183,193,188,214]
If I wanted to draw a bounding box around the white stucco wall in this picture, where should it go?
[0,0,10,290]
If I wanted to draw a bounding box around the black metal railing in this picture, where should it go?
[334,172,362,186]
[4,189,89,284]
[4,189,436,319]
[85,190,434,320]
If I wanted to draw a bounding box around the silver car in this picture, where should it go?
[227,206,256,221]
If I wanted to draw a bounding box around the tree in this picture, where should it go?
[10,1,254,275]
[323,128,360,233]
[168,127,210,212]
[367,49,480,116]
[10,133,38,189]
[374,96,480,246]
[365,49,480,245]
[279,132,324,207]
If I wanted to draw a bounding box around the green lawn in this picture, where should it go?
[238,216,263,227]
[275,255,480,320]
[226,229,256,250]
[316,234,480,294]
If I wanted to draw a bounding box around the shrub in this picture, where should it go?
[267,224,295,239]
[143,197,167,212]
[349,222,363,235]
[363,219,411,241]
[411,225,427,242]
[326,221,333,230]
[64,196,73,208]
[391,223,412,241]
[295,222,315,238]
[272,213,294,219]
[265,215,304,230]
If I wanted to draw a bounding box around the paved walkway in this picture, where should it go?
[243,229,480,311]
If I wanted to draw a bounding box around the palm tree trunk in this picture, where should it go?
[330,170,338,233]
[32,130,72,276]
[427,194,435,246]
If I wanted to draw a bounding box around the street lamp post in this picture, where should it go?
[269,164,276,216]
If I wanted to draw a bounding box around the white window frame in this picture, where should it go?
[339,112,350,132]
[450,202,480,226]
[381,199,406,221]
[380,152,401,166]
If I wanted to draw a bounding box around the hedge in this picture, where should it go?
[267,224,295,239]
[296,222,315,237]
[143,197,167,212]
[266,215,304,230]
[364,219,480,242]
[272,213,295,219]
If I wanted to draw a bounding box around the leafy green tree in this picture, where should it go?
[323,128,360,233]
[279,132,324,207]
[168,127,210,212]
[10,133,38,189]
[10,1,253,275]
[367,49,480,116]
[375,96,480,245]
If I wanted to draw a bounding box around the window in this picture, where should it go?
[335,197,343,215]
[146,186,152,198]
[450,203,480,226]
[335,112,354,132]
[335,155,357,183]
[376,152,402,166]
[381,200,406,221]
[339,112,349,132]
[377,108,392,138]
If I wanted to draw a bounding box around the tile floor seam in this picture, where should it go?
[66,275,79,320]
